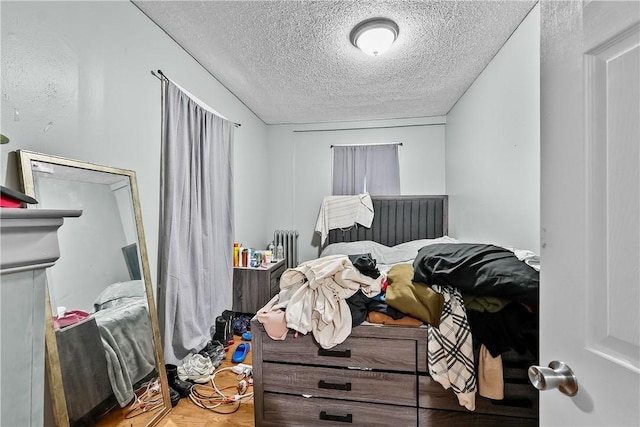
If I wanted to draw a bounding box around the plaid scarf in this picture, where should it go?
[427,284,477,411]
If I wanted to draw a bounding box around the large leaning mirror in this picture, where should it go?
[17,150,170,427]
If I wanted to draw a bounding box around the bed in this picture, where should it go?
[251,195,539,426]
[92,279,157,407]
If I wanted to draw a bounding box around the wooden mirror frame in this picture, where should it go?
[16,150,170,427]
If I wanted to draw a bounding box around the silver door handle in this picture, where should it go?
[528,360,578,396]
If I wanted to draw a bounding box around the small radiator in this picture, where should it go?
[274,230,299,269]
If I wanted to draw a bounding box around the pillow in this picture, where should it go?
[392,236,459,254]
[320,240,390,264]
[321,237,460,265]
[383,236,459,265]
[385,264,444,326]
[93,280,146,311]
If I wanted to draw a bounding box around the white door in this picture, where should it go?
[540,1,639,425]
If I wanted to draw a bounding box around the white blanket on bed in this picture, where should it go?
[315,193,374,245]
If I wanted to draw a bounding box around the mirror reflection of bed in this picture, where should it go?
[55,279,156,424]
[17,150,170,427]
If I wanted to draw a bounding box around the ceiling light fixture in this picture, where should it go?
[349,17,399,57]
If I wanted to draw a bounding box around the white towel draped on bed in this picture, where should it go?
[314,193,374,245]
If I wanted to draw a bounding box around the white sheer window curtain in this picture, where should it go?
[157,80,234,364]
[332,143,400,195]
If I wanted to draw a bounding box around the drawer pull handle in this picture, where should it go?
[319,411,353,423]
[318,380,352,391]
[318,348,351,358]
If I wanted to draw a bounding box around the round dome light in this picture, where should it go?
[350,18,399,57]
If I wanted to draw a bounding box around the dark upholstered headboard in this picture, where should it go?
[326,195,448,247]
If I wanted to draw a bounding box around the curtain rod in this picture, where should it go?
[151,69,241,128]
[295,123,442,133]
[330,142,403,148]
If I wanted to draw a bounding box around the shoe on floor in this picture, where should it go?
[165,364,193,397]
[213,315,234,345]
[169,386,180,407]
[177,353,214,384]
[232,343,250,364]
[198,340,226,367]
[233,315,252,335]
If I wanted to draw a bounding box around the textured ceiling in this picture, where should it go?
[133,1,537,125]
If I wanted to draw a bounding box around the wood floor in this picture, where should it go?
[158,337,255,427]
[98,336,255,427]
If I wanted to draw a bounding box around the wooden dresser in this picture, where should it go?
[418,347,539,426]
[251,320,538,427]
[233,259,285,314]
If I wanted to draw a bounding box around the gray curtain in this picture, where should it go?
[332,144,400,195]
[332,145,367,195]
[158,80,234,364]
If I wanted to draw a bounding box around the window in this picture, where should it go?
[332,143,400,195]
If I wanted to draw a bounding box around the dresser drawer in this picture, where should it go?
[418,375,538,419]
[261,333,416,371]
[419,408,538,427]
[262,362,416,406]
[261,393,417,427]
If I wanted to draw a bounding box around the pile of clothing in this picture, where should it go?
[257,254,383,349]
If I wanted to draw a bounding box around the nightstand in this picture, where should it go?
[233,259,286,314]
[55,316,112,423]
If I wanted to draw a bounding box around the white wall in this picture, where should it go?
[36,178,130,312]
[266,117,447,263]
[0,1,268,293]
[445,3,540,252]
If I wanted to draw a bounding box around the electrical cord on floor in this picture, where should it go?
[124,378,164,419]
[188,367,254,414]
